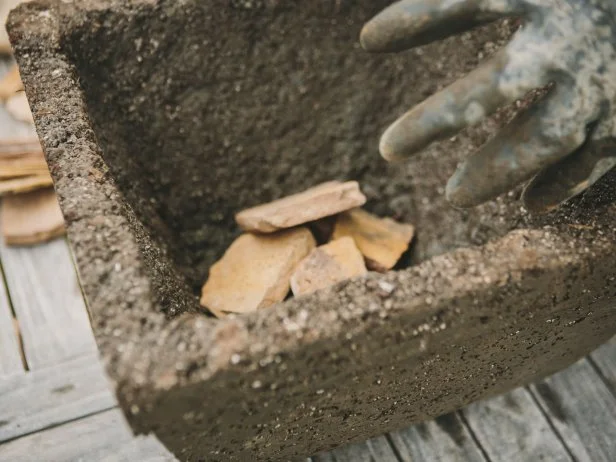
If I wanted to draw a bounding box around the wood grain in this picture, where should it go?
[389,413,486,462]
[317,435,399,462]
[0,263,23,378]
[463,387,572,462]
[0,354,116,443]
[0,409,176,462]
[0,238,97,369]
[530,358,616,462]
[590,337,616,390]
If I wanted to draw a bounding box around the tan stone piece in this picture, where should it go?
[235,181,366,233]
[333,208,415,272]
[0,65,23,101]
[2,187,65,246]
[0,174,53,196]
[200,227,316,317]
[290,236,367,296]
[6,91,34,124]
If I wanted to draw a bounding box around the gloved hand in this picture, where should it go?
[361,0,616,213]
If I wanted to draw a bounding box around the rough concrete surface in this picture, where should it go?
[7,0,616,460]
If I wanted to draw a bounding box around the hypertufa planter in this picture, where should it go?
[8,1,616,460]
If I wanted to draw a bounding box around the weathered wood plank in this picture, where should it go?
[0,267,23,377]
[0,354,116,443]
[360,437,401,461]
[0,60,36,377]
[388,413,486,462]
[0,408,176,462]
[589,336,616,390]
[529,358,616,462]
[314,435,398,462]
[463,387,572,462]
[0,238,98,369]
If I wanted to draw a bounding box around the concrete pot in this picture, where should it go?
[8,1,616,460]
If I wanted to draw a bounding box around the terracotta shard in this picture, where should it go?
[290,236,367,296]
[0,65,23,101]
[200,227,316,317]
[0,174,53,196]
[235,181,367,233]
[332,208,414,272]
[0,152,48,178]
[2,188,65,246]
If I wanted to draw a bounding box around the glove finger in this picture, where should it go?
[378,47,547,162]
[522,137,616,213]
[445,84,597,208]
[360,0,526,53]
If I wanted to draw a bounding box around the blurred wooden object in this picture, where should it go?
[0,174,53,195]
[2,187,65,245]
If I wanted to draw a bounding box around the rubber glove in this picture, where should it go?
[361,0,616,213]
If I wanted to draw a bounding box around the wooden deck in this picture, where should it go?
[2,60,616,462]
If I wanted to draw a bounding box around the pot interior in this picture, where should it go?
[62,1,615,301]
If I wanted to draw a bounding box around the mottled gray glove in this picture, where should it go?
[361,0,616,213]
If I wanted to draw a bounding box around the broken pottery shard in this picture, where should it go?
[0,174,53,196]
[332,208,414,272]
[2,188,65,246]
[0,65,23,101]
[235,181,367,233]
[200,227,316,317]
[6,92,34,124]
[290,236,367,297]
[0,151,48,178]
